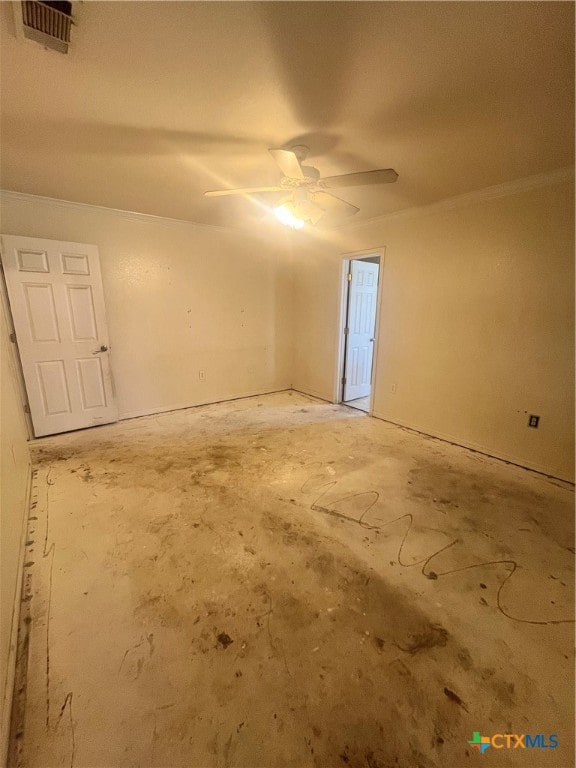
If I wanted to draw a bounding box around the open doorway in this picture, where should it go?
[337,251,383,414]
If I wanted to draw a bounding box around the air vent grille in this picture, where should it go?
[21,1,72,52]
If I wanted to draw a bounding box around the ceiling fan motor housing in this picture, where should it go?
[301,165,320,182]
[280,166,320,188]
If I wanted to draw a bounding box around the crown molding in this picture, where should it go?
[2,165,573,237]
[0,189,246,235]
[334,166,575,232]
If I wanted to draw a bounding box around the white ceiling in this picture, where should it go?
[1,1,574,228]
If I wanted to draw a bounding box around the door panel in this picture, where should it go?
[2,234,118,437]
[344,260,379,402]
[23,283,60,341]
[37,359,71,414]
[67,285,97,340]
[76,357,107,409]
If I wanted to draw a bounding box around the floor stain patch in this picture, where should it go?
[216,633,233,649]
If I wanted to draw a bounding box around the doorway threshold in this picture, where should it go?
[343,396,370,413]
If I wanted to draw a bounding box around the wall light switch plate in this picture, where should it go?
[528,415,540,428]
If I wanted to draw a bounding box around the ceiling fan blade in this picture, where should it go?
[312,191,360,217]
[269,149,305,179]
[321,168,398,189]
[204,186,284,197]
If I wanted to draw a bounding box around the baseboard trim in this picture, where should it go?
[371,410,574,486]
[118,387,293,421]
[1,462,33,768]
[290,386,335,404]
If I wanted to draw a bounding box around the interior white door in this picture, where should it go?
[1,235,118,437]
[343,259,379,402]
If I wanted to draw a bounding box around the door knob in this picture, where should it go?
[93,344,109,354]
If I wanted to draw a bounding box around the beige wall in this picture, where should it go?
[0,193,293,419]
[0,297,31,759]
[292,176,574,481]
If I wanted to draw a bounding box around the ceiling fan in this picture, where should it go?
[204,145,398,228]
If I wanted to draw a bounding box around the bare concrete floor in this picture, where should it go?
[343,397,370,414]
[11,392,575,768]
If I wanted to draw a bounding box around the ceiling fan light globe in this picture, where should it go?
[273,204,305,229]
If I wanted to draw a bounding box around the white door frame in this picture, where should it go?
[334,247,385,413]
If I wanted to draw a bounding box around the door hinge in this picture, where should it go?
[347,273,352,282]
[344,327,349,336]
[24,403,30,414]
[9,331,17,343]
[342,377,347,386]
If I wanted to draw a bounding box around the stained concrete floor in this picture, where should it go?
[10,391,575,768]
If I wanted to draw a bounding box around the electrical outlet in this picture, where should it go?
[199,370,206,381]
[391,383,397,394]
[528,414,539,428]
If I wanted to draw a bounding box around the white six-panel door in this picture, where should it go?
[343,260,379,402]
[1,235,118,437]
